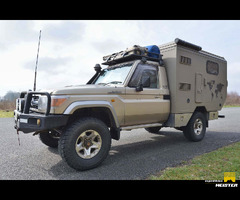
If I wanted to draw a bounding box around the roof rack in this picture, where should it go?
[102,53,164,65]
[102,45,164,66]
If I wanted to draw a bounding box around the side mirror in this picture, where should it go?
[136,75,150,92]
[136,84,143,92]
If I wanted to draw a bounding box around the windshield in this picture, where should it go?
[94,62,133,85]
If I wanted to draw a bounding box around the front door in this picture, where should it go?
[122,62,168,126]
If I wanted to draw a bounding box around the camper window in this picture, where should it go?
[180,56,191,65]
[206,61,219,75]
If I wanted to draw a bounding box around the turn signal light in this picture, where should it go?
[51,98,67,107]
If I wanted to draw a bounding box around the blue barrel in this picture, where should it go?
[145,45,160,58]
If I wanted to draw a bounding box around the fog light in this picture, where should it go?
[37,119,41,126]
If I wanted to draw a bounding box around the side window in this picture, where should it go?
[206,60,219,75]
[128,63,158,88]
[180,56,191,65]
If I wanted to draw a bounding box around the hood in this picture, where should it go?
[50,84,124,95]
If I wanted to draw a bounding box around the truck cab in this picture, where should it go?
[91,59,170,127]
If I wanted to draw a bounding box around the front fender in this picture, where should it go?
[63,101,120,128]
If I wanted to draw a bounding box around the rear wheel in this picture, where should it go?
[183,112,206,142]
[59,117,111,171]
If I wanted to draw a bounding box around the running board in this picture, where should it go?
[121,123,162,131]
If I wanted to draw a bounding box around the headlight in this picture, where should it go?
[16,98,25,112]
[38,96,48,112]
[16,98,20,110]
[38,95,68,113]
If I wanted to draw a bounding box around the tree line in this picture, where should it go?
[0,91,20,111]
[0,91,20,102]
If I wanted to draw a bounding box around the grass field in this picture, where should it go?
[0,110,14,118]
[149,141,240,180]
[223,104,240,108]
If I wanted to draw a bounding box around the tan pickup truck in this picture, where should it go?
[14,38,227,170]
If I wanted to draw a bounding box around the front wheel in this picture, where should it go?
[39,130,59,148]
[58,117,111,171]
[183,112,206,142]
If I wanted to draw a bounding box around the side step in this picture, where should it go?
[121,123,162,131]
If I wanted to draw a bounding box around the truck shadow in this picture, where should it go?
[48,130,240,179]
[109,131,186,157]
[48,131,186,177]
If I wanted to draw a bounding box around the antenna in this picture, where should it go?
[33,30,42,91]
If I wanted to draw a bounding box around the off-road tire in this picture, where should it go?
[39,131,59,148]
[183,112,206,142]
[58,117,111,171]
[145,126,161,134]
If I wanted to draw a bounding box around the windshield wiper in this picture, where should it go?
[98,81,122,86]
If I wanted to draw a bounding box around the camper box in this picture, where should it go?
[159,39,227,115]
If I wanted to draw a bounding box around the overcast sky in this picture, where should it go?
[0,20,240,96]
